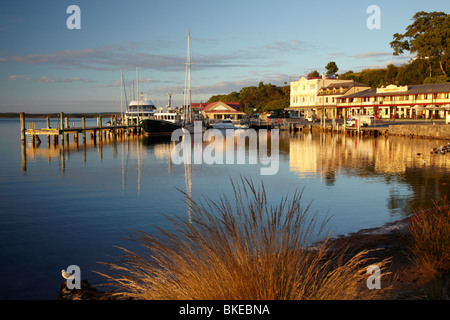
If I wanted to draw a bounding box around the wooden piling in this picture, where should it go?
[82,117,86,143]
[20,112,26,142]
[60,112,64,144]
[98,116,103,142]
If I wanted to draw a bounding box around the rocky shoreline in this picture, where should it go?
[56,216,448,300]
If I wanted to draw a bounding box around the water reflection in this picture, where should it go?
[288,132,450,215]
[21,128,450,218]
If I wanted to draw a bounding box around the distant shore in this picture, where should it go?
[0,112,119,119]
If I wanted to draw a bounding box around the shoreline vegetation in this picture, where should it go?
[57,179,449,300]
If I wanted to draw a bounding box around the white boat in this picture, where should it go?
[121,67,157,125]
[183,120,206,133]
[125,99,156,124]
[211,120,249,129]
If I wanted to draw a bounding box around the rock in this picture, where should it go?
[57,280,129,300]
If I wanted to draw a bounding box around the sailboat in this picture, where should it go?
[182,32,206,134]
[125,67,157,125]
[139,64,183,136]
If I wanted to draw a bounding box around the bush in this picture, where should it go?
[98,178,388,300]
[408,199,450,273]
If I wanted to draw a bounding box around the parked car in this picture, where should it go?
[346,115,374,127]
[346,117,356,126]
[306,115,320,122]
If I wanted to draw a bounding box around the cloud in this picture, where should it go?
[95,77,162,88]
[0,42,252,72]
[0,15,24,32]
[34,76,96,83]
[0,45,187,72]
[263,39,307,52]
[8,75,31,81]
[0,38,313,73]
[353,52,392,59]
[8,74,96,83]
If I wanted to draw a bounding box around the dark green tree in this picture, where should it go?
[307,70,320,78]
[390,11,450,78]
[325,62,339,77]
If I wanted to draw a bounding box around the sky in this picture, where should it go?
[0,0,449,113]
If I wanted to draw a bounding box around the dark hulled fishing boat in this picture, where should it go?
[140,112,182,136]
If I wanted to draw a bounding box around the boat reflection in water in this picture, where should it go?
[22,127,450,218]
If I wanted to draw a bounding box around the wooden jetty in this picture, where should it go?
[20,112,142,146]
[287,121,388,137]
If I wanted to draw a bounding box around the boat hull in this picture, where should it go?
[140,119,182,136]
[211,124,249,130]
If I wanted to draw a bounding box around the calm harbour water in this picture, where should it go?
[1,118,450,299]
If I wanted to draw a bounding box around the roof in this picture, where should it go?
[318,81,370,96]
[191,103,208,108]
[201,101,244,114]
[324,81,369,89]
[337,83,450,100]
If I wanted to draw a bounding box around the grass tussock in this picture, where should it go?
[408,199,450,273]
[98,178,389,300]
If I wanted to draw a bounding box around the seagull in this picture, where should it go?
[61,269,73,280]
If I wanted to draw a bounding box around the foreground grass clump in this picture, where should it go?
[98,178,387,300]
[408,199,450,273]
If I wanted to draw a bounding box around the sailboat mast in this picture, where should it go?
[183,31,192,124]
[136,66,140,123]
[188,32,192,123]
[120,69,124,121]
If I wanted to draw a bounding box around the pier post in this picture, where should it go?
[60,112,65,145]
[21,140,26,171]
[82,117,86,143]
[46,117,51,145]
[97,116,103,143]
[91,130,96,145]
[65,117,69,144]
[20,112,26,143]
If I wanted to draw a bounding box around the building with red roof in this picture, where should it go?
[200,101,246,121]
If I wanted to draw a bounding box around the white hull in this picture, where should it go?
[211,121,249,130]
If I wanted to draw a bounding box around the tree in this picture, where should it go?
[386,64,399,84]
[307,70,320,78]
[390,11,450,78]
[325,62,339,77]
[207,82,290,114]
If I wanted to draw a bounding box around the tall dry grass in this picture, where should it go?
[98,178,388,300]
[408,199,450,273]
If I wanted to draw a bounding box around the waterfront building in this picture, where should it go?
[200,101,246,122]
[287,75,368,118]
[336,83,450,120]
[179,103,209,118]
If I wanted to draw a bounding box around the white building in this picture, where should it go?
[287,74,366,118]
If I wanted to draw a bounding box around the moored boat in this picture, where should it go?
[125,99,156,125]
[211,120,249,129]
[140,112,182,136]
